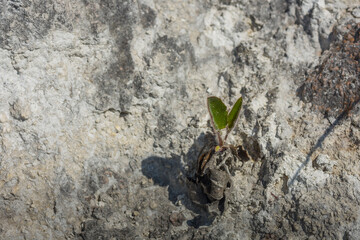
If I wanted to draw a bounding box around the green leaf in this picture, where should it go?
[207,96,227,130]
[227,97,243,130]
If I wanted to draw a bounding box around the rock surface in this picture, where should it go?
[0,0,359,239]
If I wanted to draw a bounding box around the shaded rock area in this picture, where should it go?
[0,0,360,239]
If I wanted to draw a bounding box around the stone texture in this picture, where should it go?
[0,0,359,239]
[299,21,360,117]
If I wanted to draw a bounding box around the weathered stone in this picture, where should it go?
[0,0,360,239]
[10,99,31,121]
[169,212,185,227]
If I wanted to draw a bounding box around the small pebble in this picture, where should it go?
[132,211,140,217]
[169,212,185,226]
[10,99,31,121]
[0,113,8,123]
[352,7,360,18]
[140,178,148,187]
[149,201,157,209]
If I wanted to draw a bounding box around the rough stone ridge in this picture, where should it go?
[0,0,360,239]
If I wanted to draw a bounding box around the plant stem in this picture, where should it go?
[216,130,223,146]
[224,130,229,144]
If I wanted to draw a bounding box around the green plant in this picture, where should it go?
[207,96,243,150]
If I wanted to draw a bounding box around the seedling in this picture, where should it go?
[196,96,244,176]
[193,96,244,206]
[207,96,243,150]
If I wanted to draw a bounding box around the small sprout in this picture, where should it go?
[207,96,243,147]
[215,145,221,152]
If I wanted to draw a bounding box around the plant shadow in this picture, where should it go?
[141,132,217,228]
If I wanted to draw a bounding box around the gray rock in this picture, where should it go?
[314,154,336,172]
[0,0,359,239]
[351,7,360,18]
[10,99,31,121]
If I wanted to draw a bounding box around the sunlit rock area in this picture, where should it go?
[0,0,359,239]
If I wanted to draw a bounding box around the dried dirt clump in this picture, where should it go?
[299,22,360,117]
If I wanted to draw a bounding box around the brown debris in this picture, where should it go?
[169,212,186,227]
[299,22,360,117]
